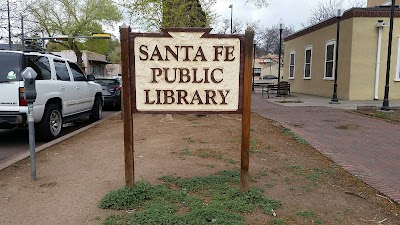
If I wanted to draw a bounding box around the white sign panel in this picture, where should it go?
[133,29,242,113]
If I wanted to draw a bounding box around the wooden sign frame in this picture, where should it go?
[120,25,254,192]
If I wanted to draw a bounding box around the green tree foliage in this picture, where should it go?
[162,0,207,28]
[108,46,121,63]
[123,0,269,31]
[29,0,122,67]
[83,38,121,62]
[123,0,209,30]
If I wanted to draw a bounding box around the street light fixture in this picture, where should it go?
[330,5,344,103]
[229,4,233,34]
[276,19,284,97]
[381,0,395,111]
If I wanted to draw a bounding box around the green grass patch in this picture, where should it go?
[282,128,309,145]
[288,165,335,183]
[296,211,315,218]
[269,218,286,225]
[180,148,192,156]
[196,149,223,160]
[254,170,268,179]
[100,170,281,225]
[374,111,387,119]
[250,138,271,154]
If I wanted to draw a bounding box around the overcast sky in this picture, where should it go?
[109,0,367,38]
[212,0,366,32]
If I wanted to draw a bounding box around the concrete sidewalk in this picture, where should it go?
[261,92,400,110]
[252,92,400,203]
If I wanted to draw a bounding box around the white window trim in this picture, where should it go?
[324,40,336,80]
[303,45,312,80]
[289,50,296,80]
[395,37,400,81]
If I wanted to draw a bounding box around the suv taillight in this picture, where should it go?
[19,87,27,106]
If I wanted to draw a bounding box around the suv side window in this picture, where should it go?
[54,60,71,81]
[25,55,51,80]
[68,62,86,81]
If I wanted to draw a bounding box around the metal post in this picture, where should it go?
[28,104,36,180]
[21,15,25,51]
[252,44,256,91]
[7,0,12,50]
[276,27,283,97]
[41,30,45,49]
[331,16,341,103]
[381,0,395,111]
[229,4,233,34]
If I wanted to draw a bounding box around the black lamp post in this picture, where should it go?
[229,4,233,34]
[381,0,395,111]
[276,20,284,97]
[252,43,256,91]
[7,0,12,50]
[331,5,344,103]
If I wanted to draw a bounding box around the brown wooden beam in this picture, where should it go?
[120,24,134,186]
[240,27,254,192]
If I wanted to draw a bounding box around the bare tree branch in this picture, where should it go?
[302,0,366,27]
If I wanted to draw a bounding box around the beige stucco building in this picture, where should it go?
[253,54,283,80]
[52,50,110,76]
[283,2,400,100]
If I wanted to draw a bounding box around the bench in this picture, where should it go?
[261,82,291,98]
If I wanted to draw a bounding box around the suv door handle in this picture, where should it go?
[60,85,65,91]
[76,85,80,90]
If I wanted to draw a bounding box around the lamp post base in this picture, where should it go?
[329,100,341,104]
[381,105,391,111]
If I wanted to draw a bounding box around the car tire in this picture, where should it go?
[36,104,63,141]
[115,102,121,111]
[89,96,102,122]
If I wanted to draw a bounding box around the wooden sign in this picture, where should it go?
[131,28,244,114]
[120,25,254,192]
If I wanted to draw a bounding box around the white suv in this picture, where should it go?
[0,50,103,141]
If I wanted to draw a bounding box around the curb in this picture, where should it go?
[0,112,121,171]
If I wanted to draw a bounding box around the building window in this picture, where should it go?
[396,37,400,81]
[289,50,295,79]
[253,68,261,77]
[324,41,336,80]
[304,46,312,79]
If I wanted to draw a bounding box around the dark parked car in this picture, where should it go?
[262,75,278,80]
[94,77,122,109]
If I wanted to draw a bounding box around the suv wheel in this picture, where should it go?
[89,96,102,122]
[36,104,63,141]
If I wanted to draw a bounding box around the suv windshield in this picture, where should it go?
[0,52,22,82]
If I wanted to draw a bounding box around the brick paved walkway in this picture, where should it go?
[252,93,400,203]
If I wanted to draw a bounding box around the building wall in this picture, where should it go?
[283,18,353,99]
[367,0,400,7]
[253,57,282,80]
[52,50,108,76]
[105,64,122,76]
[350,17,400,100]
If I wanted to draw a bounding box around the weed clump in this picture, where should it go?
[99,170,281,224]
[282,128,309,145]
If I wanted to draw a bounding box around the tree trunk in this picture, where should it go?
[70,41,84,71]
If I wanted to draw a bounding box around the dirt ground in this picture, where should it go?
[0,113,399,225]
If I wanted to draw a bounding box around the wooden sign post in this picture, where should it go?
[120,24,254,191]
